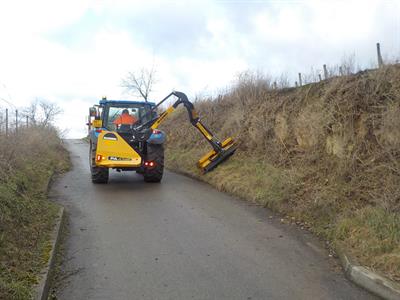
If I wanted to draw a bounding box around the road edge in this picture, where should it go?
[336,247,400,300]
[34,205,65,300]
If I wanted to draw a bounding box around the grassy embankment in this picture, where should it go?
[0,126,69,299]
[161,64,400,282]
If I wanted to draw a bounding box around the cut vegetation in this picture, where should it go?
[0,126,69,299]
[162,64,400,282]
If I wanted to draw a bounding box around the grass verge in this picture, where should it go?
[0,126,70,299]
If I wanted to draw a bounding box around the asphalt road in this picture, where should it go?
[52,140,376,300]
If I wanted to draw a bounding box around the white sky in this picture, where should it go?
[0,0,399,137]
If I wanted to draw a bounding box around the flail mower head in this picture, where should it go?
[197,137,237,173]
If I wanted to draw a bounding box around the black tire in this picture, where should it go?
[89,143,109,184]
[143,144,164,182]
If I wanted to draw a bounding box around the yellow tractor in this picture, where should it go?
[88,91,236,183]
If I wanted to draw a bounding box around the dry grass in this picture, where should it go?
[0,126,69,299]
[161,64,400,282]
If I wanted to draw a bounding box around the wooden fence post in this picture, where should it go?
[318,74,322,81]
[298,73,302,86]
[5,108,8,136]
[323,64,328,79]
[15,109,18,134]
[377,42,384,68]
[295,81,298,87]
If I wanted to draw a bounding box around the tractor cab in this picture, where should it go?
[90,98,157,132]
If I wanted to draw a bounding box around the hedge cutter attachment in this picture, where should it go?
[139,91,237,173]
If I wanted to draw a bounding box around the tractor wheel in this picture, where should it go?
[143,144,164,183]
[89,143,109,184]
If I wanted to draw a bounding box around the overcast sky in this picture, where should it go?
[0,0,399,137]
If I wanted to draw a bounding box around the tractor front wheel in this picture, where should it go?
[143,144,164,183]
[90,143,109,184]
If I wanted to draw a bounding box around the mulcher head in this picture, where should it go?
[197,137,237,173]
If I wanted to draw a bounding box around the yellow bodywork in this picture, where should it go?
[197,137,235,170]
[151,106,175,130]
[95,131,142,168]
[196,122,213,140]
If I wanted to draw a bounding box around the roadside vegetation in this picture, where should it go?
[0,105,69,299]
[162,63,400,282]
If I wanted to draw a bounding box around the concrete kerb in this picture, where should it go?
[337,248,400,300]
[34,205,65,300]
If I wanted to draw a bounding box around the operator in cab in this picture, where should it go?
[113,109,137,130]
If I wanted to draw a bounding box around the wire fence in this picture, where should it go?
[278,42,390,89]
[0,108,15,135]
[0,96,63,136]
[0,107,36,136]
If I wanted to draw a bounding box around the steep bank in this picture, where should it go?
[0,127,69,299]
[161,64,400,281]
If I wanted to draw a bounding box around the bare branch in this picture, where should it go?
[21,99,38,125]
[121,67,157,102]
[39,100,62,127]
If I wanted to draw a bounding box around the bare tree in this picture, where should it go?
[39,100,62,127]
[121,67,156,102]
[21,99,62,127]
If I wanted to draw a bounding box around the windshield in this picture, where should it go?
[104,103,155,131]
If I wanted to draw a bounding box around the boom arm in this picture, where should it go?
[141,91,236,173]
[149,91,223,152]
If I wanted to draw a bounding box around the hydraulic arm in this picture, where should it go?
[143,91,237,173]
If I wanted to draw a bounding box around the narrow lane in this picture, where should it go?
[52,140,376,300]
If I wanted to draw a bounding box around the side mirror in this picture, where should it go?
[89,107,97,117]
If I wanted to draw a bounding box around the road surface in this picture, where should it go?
[51,140,376,300]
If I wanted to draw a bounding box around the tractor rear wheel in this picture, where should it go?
[144,144,164,183]
[90,143,109,184]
